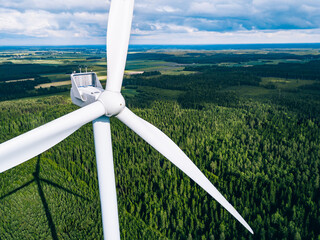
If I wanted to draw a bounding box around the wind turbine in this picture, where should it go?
[0,0,253,238]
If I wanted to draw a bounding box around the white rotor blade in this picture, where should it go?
[93,116,120,240]
[116,107,254,234]
[106,0,135,92]
[0,101,105,173]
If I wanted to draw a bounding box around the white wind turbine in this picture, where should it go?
[0,0,253,238]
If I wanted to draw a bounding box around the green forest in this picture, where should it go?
[0,47,319,239]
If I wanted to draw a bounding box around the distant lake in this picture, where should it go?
[1,43,320,51]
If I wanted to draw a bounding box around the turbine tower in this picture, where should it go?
[0,0,253,238]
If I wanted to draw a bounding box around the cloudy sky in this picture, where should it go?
[0,0,319,45]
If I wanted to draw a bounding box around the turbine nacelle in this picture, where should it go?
[70,71,125,117]
[70,72,104,108]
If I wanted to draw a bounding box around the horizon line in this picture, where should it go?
[0,43,320,47]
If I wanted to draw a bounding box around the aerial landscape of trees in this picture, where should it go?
[0,47,319,239]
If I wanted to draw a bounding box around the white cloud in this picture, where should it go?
[0,8,107,39]
[189,1,251,17]
[0,9,59,37]
[155,6,180,13]
[0,0,320,45]
[0,0,109,11]
[131,28,320,45]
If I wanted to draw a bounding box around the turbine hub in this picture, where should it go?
[98,91,125,117]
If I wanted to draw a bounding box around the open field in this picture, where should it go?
[5,78,35,83]
[126,60,184,72]
[40,73,70,82]
[224,77,318,99]
[35,80,71,89]
[217,59,307,67]
[223,85,273,97]
[260,77,316,89]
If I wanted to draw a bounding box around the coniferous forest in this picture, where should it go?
[0,47,319,239]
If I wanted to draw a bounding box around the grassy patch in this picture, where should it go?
[160,67,197,75]
[40,73,70,82]
[126,60,179,72]
[261,77,316,90]
[5,78,35,83]
[223,85,274,97]
[35,80,71,89]
[122,88,139,98]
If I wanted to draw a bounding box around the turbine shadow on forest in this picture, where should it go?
[0,156,89,240]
